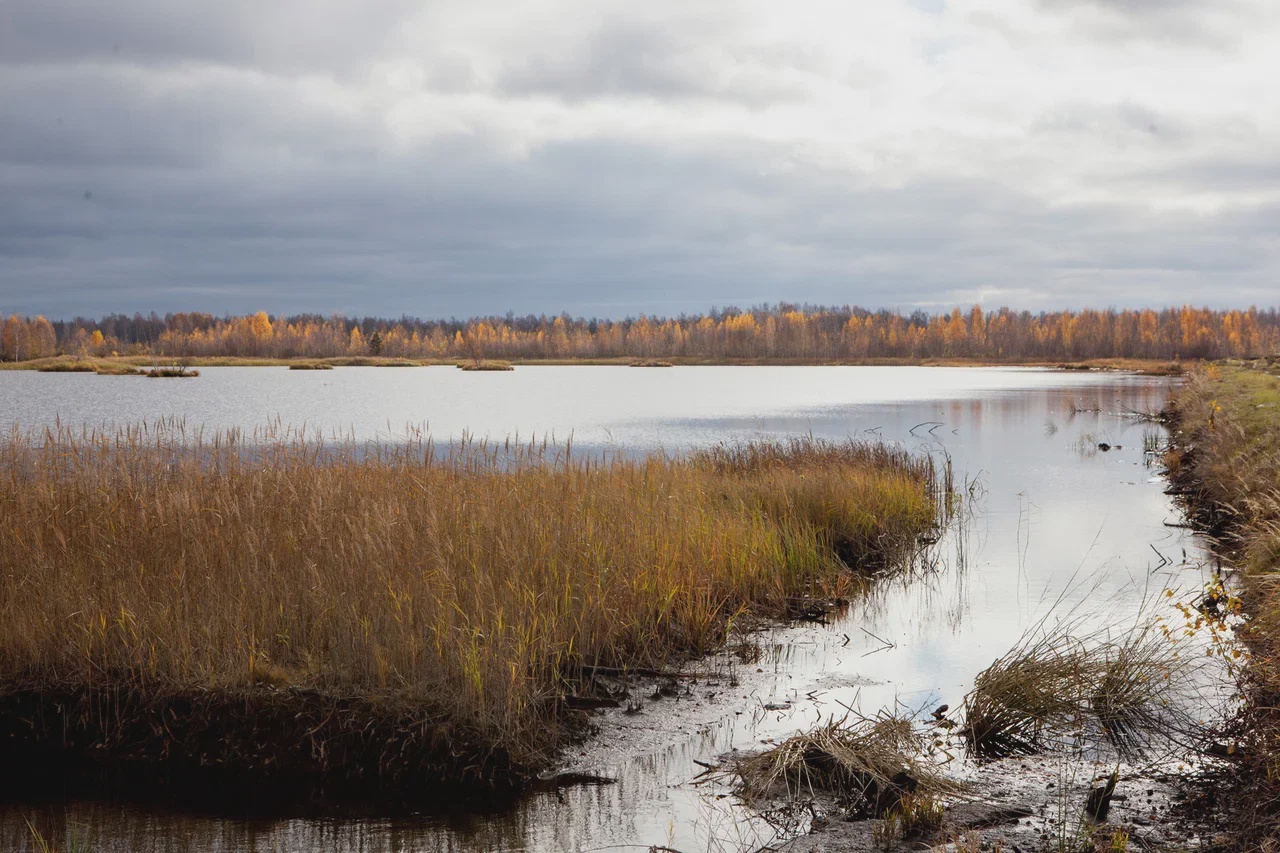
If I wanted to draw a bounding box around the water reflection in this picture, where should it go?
[0,368,1220,852]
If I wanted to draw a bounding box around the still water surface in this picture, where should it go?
[1,367,1213,851]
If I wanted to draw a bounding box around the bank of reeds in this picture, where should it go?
[0,427,937,801]
[1166,363,1280,843]
[287,361,334,370]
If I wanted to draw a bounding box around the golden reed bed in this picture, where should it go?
[0,424,938,801]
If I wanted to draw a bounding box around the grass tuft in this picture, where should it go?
[962,617,1201,760]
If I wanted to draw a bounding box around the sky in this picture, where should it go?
[1,0,1278,319]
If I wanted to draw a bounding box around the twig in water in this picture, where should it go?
[860,627,896,656]
[1149,543,1171,571]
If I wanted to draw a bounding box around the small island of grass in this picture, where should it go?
[458,359,514,371]
[31,356,141,375]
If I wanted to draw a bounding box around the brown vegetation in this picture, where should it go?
[0,429,937,799]
[961,618,1200,760]
[733,712,950,814]
[143,365,199,378]
[19,356,140,375]
[457,359,514,371]
[1166,362,1280,844]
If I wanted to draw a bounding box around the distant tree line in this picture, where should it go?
[3,305,1279,362]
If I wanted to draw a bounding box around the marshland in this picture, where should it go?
[0,365,1240,851]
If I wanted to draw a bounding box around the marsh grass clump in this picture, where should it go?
[0,428,935,798]
[1141,428,1163,455]
[457,359,514,371]
[330,356,418,366]
[733,712,951,817]
[872,790,946,847]
[144,365,199,378]
[962,620,1199,760]
[630,359,674,367]
[288,361,334,370]
[28,357,140,375]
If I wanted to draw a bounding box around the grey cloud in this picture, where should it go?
[0,63,381,172]
[1033,0,1268,48]
[1029,102,1193,146]
[3,128,1276,318]
[496,19,810,106]
[0,0,418,74]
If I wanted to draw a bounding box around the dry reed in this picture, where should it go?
[1166,363,1280,842]
[962,617,1205,760]
[29,357,140,376]
[732,711,951,817]
[457,359,514,371]
[0,426,936,794]
[143,366,199,378]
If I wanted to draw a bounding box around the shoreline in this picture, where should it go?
[1163,359,1280,849]
[0,355,1185,375]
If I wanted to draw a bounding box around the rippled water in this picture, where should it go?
[0,367,1216,852]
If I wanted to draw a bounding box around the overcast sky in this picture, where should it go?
[2,0,1278,319]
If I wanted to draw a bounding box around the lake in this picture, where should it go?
[0,366,1217,852]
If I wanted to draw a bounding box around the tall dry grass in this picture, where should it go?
[1167,363,1280,842]
[0,425,936,789]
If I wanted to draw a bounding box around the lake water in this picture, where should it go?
[0,367,1218,852]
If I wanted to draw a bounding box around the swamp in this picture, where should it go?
[0,365,1246,852]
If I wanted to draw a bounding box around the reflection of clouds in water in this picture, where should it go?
[0,365,1152,447]
[0,370,1212,853]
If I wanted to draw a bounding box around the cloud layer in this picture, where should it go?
[2,0,1278,317]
